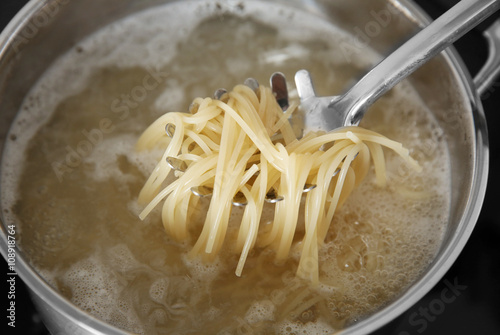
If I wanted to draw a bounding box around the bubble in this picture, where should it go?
[149,278,170,304]
[244,300,275,324]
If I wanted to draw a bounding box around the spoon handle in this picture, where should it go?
[337,0,500,126]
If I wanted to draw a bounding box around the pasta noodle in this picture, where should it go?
[137,83,421,283]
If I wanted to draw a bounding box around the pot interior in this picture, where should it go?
[0,0,486,334]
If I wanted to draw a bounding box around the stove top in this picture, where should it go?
[1,1,499,334]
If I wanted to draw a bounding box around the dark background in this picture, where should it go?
[1,0,499,334]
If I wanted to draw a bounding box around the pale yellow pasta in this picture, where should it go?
[137,84,420,284]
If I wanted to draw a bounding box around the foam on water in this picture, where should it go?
[0,1,450,334]
[1,0,360,221]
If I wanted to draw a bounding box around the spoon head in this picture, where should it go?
[294,69,347,134]
[190,186,213,197]
[166,156,188,172]
[270,72,289,111]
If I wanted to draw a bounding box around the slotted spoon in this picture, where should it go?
[293,0,500,134]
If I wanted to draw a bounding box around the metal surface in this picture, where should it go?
[474,19,500,95]
[296,0,500,134]
[165,156,188,172]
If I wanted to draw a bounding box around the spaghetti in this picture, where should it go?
[137,83,420,283]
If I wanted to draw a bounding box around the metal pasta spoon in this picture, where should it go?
[293,0,500,134]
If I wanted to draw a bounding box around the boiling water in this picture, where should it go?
[1,1,450,334]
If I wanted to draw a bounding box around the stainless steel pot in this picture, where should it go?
[0,0,498,334]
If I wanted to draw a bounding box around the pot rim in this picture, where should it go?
[0,0,490,334]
